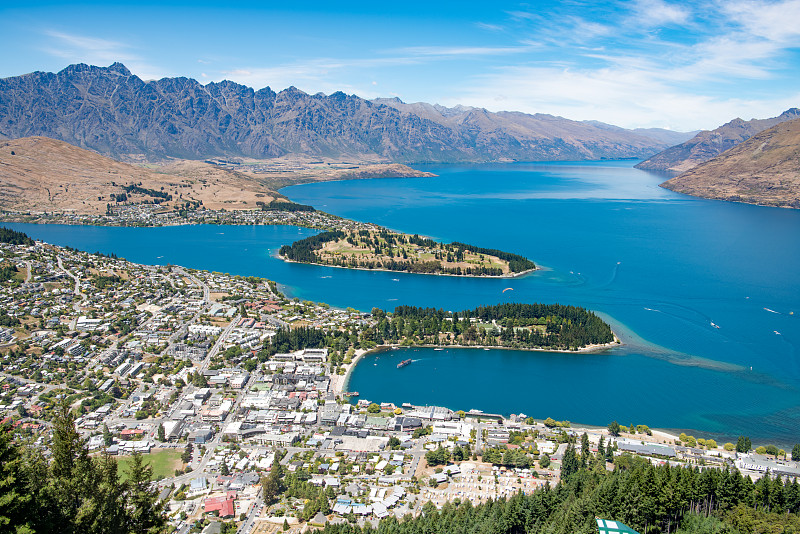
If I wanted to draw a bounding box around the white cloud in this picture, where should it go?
[396,45,533,57]
[42,31,139,64]
[447,63,798,130]
[447,0,799,129]
[476,22,504,32]
[631,0,691,27]
[40,30,167,80]
[722,0,800,42]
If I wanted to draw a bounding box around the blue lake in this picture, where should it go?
[7,161,800,445]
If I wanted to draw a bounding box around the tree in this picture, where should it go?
[103,424,113,447]
[755,446,767,455]
[157,423,165,442]
[0,425,33,532]
[425,447,451,467]
[580,433,590,466]
[792,444,800,461]
[608,421,621,436]
[561,444,579,480]
[125,452,166,534]
[220,460,229,476]
[539,453,550,469]
[181,444,192,464]
[47,401,95,532]
[367,403,380,414]
[262,456,284,505]
[543,417,557,428]
[736,436,752,453]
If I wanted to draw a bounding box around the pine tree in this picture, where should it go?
[561,444,579,480]
[125,452,166,534]
[79,453,127,534]
[0,426,33,533]
[47,401,94,534]
[103,424,113,447]
[581,433,590,467]
[793,444,800,462]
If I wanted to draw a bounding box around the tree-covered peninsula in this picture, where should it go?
[366,303,615,351]
[279,227,536,277]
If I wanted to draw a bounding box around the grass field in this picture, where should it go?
[116,449,183,482]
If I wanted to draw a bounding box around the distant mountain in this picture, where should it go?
[636,108,800,173]
[660,118,800,208]
[0,63,682,163]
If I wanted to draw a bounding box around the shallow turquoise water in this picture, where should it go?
[8,161,800,444]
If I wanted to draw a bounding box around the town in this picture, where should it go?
[2,230,800,534]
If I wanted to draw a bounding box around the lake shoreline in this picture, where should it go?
[337,334,621,397]
[279,253,539,279]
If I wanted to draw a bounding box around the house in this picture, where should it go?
[204,491,237,518]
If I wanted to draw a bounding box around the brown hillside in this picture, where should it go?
[0,136,281,215]
[661,118,800,208]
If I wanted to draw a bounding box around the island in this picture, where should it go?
[279,226,536,277]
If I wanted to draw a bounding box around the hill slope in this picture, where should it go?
[636,108,800,173]
[660,118,800,208]
[0,63,680,163]
[0,136,282,214]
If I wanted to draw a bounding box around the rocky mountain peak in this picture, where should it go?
[0,62,684,163]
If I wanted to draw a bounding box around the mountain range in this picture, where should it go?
[0,63,690,163]
[635,108,800,173]
[660,118,800,208]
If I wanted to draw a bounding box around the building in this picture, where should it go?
[204,491,237,518]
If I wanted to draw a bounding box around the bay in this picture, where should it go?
[7,161,800,444]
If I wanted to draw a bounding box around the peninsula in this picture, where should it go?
[368,303,616,352]
[279,227,536,277]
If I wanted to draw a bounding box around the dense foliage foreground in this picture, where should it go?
[0,404,165,534]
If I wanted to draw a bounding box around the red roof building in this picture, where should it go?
[204,491,237,518]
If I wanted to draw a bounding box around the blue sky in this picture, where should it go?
[2,0,799,131]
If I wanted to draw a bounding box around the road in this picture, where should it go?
[236,487,263,534]
[56,255,88,321]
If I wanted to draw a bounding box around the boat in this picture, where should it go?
[434,348,444,351]
[397,359,412,368]
[344,391,359,397]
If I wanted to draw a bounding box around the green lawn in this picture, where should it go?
[116,449,183,482]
